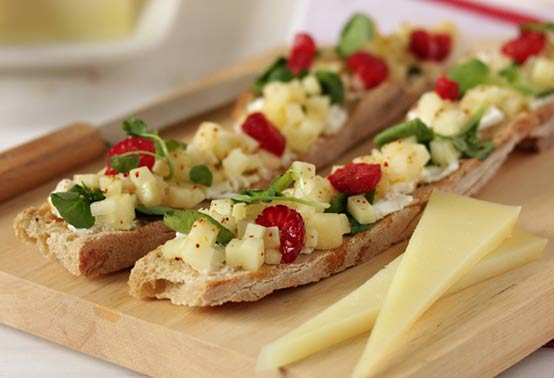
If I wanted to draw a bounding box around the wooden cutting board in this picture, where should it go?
[1,87,554,378]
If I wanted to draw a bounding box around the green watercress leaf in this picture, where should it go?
[347,214,372,236]
[266,170,294,196]
[166,139,187,152]
[163,210,234,245]
[520,22,554,33]
[499,64,541,95]
[50,184,105,229]
[315,70,344,104]
[451,103,495,160]
[251,57,295,93]
[136,205,175,216]
[336,13,375,58]
[109,154,140,173]
[447,58,491,95]
[189,164,213,187]
[122,118,148,136]
[365,190,375,204]
[373,118,434,147]
[324,193,348,213]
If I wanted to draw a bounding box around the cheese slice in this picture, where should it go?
[352,190,520,378]
[256,229,545,370]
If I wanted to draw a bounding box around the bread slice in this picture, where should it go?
[234,80,428,169]
[14,204,175,277]
[128,108,543,307]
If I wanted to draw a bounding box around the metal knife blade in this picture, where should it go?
[98,70,257,144]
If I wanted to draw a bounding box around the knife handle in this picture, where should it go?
[0,123,106,203]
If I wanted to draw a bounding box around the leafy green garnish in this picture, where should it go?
[189,164,213,187]
[447,59,491,95]
[136,205,175,216]
[315,70,345,104]
[336,13,375,58]
[266,170,294,195]
[498,63,542,95]
[365,190,375,204]
[251,57,295,94]
[347,214,372,236]
[451,104,494,160]
[166,139,187,152]
[520,22,554,33]
[163,210,234,245]
[122,118,175,179]
[407,65,422,78]
[50,184,105,229]
[373,118,434,147]
[324,193,348,213]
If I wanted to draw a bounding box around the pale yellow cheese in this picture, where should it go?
[256,228,544,371]
[352,190,520,378]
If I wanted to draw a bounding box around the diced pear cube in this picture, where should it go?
[432,107,470,136]
[209,210,237,234]
[236,220,250,238]
[347,195,377,225]
[302,75,321,95]
[232,203,248,221]
[99,175,122,196]
[285,103,305,125]
[265,248,282,265]
[210,199,234,216]
[303,225,318,249]
[381,140,430,182]
[73,174,99,190]
[129,167,163,206]
[162,237,225,273]
[413,92,445,126]
[308,213,350,250]
[222,148,250,177]
[191,122,222,164]
[430,139,461,167]
[166,183,206,209]
[306,95,330,119]
[214,129,241,160]
[239,132,260,153]
[284,122,319,153]
[294,204,317,221]
[291,161,317,181]
[90,193,136,230]
[152,159,170,177]
[530,57,554,88]
[244,223,266,239]
[225,238,265,271]
[294,176,335,204]
[188,218,219,245]
[257,150,283,171]
[264,226,281,249]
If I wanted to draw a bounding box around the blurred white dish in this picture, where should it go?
[0,0,180,69]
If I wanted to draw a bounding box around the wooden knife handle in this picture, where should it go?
[0,123,107,203]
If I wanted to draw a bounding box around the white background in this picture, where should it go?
[1,0,553,376]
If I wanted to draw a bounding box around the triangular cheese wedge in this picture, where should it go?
[256,229,544,370]
[352,190,520,378]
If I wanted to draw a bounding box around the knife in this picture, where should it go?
[0,49,275,203]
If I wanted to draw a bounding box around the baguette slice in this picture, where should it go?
[14,204,174,277]
[128,107,542,307]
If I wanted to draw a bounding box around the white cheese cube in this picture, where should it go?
[90,193,135,230]
[73,174,99,190]
[308,213,350,250]
[222,148,250,177]
[265,248,282,265]
[225,238,265,271]
[129,166,163,206]
[347,195,377,225]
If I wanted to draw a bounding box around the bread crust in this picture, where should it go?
[128,107,542,306]
[14,203,175,277]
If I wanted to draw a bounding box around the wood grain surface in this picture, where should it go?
[0,96,553,377]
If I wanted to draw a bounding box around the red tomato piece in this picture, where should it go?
[347,51,389,89]
[256,205,306,263]
[241,112,286,157]
[501,30,546,64]
[327,163,382,195]
[434,75,460,101]
[287,32,317,75]
[105,136,156,175]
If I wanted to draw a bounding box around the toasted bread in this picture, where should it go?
[128,107,542,306]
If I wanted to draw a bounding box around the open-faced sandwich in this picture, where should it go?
[232,13,459,168]
[128,22,554,306]
[13,13,459,277]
